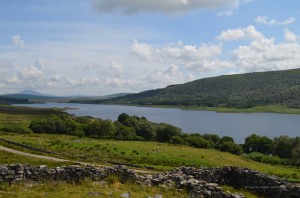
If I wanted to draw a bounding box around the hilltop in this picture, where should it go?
[95,68,300,109]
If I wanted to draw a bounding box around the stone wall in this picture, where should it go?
[1,164,299,198]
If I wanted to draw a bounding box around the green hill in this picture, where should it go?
[100,68,300,108]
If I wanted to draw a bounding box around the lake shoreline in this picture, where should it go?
[69,102,300,115]
[14,102,300,144]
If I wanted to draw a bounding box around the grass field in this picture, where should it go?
[0,105,63,128]
[0,150,71,167]
[0,178,189,198]
[0,133,299,182]
[0,141,259,198]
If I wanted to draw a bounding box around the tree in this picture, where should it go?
[156,123,182,142]
[187,136,210,148]
[217,141,243,155]
[117,113,129,124]
[202,134,221,145]
[219,136,234,144]
[169,136,186,145]
[115,126,136,140]
[87,119,116,138]
[272,136,293,158]
[29,119,56,134]
[135,121,156,141]
[243,134,272,154]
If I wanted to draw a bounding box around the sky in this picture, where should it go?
[1,0,300,96]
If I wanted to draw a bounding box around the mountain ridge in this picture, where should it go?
[97,68,300,108]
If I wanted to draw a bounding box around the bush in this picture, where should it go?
[217,141,243,155]
[115,126,136,140]
[156,123,182,142]
[244,152,287,165]
[186,136,210,148]
[169,136,186,145]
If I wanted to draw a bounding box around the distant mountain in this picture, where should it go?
[16,90,56,97]
[105,93,131,99]
[98,68,300,108]
[3,90,59,100]
[69,93,131,103]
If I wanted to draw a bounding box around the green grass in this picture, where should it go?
[0,179,188,198]
[0,133,299,181]
[222,186,260,198]
[0,105,63,129]
[0,150,71,167]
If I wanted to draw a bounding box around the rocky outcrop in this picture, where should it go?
[1,164,299,198]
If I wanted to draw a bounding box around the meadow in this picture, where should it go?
[0,133,299,182]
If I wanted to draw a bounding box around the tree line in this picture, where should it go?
[27,113,300,166]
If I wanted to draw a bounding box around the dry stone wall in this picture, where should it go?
[0,164,299,198]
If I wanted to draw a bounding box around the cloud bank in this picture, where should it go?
[92,0,242,15]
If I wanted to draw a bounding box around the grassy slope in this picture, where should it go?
[0,133,299,182]
[95,68,300,112]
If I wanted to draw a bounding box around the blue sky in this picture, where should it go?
[1,0,300,96]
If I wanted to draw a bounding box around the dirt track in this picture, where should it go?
[0,146,68,162]
[0,145,155,174]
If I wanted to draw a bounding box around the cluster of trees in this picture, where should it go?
[98,68,300,108]
[28,113,243,154]
[243,134,300,166]
[28,113,300,166]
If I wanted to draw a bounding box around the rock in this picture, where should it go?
[121,192,131,198]
[0,164,299,198]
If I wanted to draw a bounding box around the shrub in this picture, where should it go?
[217,141,243,155]
[186,136,210,148]
[169,136,186,145]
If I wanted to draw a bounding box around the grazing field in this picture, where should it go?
[0,133,299,182]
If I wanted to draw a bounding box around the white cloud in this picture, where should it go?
[131,39,153,61]
[92,0,242,15]
[12,35,25,48]
[144,64,187,85]
[50,74,62,82]
[217,10,234,17]
[34,57,46,69]
[131,40,232,73]
[162,44,222,61]
[284,29,298,43]
[216,25,264,41]
[82,63,98,70]
[110,61,123,73]
[105,77,133,88]
[18,65,44,80]
[65,77,100,87]
[231,38,300,72]
[255,16,296,26]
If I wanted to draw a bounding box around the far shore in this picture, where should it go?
[66,101,300,115]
